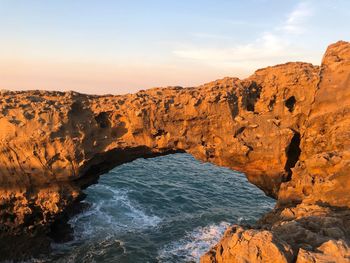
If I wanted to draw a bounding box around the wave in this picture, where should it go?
[60,183,161,243]
[157,221,230,263]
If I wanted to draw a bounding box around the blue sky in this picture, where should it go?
[0,0,349,94]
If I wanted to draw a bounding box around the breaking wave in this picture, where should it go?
[157,221,230,262]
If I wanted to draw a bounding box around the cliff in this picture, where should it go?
[201,41,350,263]
[0,41,349,262]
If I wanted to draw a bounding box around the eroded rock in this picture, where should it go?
[0,41,349,261]
[201,41,350,263]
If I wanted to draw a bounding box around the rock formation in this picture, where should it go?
[0,41,349,262]
[201,41,350,263]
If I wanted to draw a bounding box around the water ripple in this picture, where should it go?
[49,153,274,263]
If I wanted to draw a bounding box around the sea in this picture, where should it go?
[46,153,274,263]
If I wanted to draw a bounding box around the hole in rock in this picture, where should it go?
[284,132,301,181]
[242,82,261,112]
[95,112,111,128]
[285,96,296,112]
[50,153,275,263]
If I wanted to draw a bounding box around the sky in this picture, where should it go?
[0,0,349,95]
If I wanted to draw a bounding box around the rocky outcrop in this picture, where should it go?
[201,41,350,263]
[0,41,349,262]
[203,203,350,263]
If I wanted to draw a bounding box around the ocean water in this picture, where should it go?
[49,153,274,263]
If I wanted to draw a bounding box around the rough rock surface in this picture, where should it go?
[0,41,349,262]
[201,41,350,263]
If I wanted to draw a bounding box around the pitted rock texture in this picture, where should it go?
[201,41,350,263]
[278,41,350,208]
[202,203,350,263]
[0,41,349,262]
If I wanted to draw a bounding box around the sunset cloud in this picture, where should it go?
[172,2,317,71]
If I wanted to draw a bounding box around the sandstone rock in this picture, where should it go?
[278,40,350,208]
[201,225,294,263]
[204,202,350,262]
[202,41,350,262]
[296,240,350,263]
[0,41,349,261]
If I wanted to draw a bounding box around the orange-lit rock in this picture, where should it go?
[202,41,350,263]
[0,41,349,262]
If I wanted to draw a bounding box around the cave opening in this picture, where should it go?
[284,131,301,181]
[49,153,275,263]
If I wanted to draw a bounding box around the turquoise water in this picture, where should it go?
[50,153,274,263]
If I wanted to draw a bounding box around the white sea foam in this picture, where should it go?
[68,183,161,241]
[157,221,230,263]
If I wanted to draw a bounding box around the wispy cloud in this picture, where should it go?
[172,1,316,71]
[174,32,291,62]
[281,2,313,34]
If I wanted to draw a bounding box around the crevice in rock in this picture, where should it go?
[95,112,111,128]
[227,92,239,118]
[284,131,301,181]
[152,129,167,137]
[268,95,276,111]
[234,126,246,138]
[285,96,296,112]
[242,82,261,112]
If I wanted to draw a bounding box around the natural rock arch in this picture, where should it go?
[0,41,349,262]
